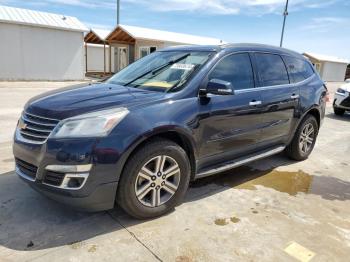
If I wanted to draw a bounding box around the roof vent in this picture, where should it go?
[62,16,67,21]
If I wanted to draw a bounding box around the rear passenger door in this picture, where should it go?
[254,53,300,146]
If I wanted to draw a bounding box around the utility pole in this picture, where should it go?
[280,0,289,47]
[117,0,120,25]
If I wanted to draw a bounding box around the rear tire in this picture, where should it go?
[116,139,190,219]
[285,115,318,161]
[334,107,345,116]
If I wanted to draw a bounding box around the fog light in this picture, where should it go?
[61,173,89,190]
[43,167,89,190]
[67,177,85,188]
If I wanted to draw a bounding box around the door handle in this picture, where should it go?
[291,94,299,99]
[249,100,262,106]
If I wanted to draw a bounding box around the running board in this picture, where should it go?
[195,146,285,179]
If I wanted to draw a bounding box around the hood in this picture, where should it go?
[340,83,350,92]
[25,83,166,119]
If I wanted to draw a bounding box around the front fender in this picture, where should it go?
[112,124,197,182]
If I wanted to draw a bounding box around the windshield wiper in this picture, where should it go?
[123,53,190,87]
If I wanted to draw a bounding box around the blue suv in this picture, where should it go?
[13,44,327,218]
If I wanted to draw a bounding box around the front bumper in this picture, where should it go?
[334,91,350,110]
[22,174,118,212]
[13,129,124,212]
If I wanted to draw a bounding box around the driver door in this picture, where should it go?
[197,53,265,169]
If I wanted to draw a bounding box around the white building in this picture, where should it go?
[85,29,114,74]
[303,52,349,82]
[84,24,224,74]
[0,5,88,80]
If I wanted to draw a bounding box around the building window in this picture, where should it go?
[139,46,157,59]
[313,63,321,73]
[150,47,157,53]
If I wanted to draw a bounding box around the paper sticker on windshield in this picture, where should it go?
[170,63,195,70]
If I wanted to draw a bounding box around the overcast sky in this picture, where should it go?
[1,0,349,61]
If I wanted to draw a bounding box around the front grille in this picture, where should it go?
[15,158,38,180]
[19,111,59,143]
[43,171,65,186]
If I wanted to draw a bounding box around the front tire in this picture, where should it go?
[334,107,345,116]
[117,139,191,219]
[285,115,319,161]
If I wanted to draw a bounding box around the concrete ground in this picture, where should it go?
[0,81,349,262]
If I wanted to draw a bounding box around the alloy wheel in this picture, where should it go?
[135,155,181,207]
[299,123,315,154]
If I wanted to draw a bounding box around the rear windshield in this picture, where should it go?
[107,51,213,92]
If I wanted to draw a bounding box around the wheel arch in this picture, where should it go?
[287,106,321,146]
[116,126,198,183]
[285,106,321,161]
[305,107,321,128]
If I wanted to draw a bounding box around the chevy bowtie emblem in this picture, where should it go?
[18,120,27,130]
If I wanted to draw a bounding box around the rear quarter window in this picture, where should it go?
[255,53,289,87]
[283,56,314,83]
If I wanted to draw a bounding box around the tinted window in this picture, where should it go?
[283,56,314,83]
[255,53,289,86]
[208,53,254,90]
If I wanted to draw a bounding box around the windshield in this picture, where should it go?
[107,51,212,92]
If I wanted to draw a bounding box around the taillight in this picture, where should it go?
[325,91,330,102]
[323,83,330,102]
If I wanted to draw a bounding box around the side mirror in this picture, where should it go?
[202,79,234,96]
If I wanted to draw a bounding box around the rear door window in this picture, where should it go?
[208,53,254,90]
[255,53,289,87]
[283,56,314,83]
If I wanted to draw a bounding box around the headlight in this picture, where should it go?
[50,107,129,138]
[336,88,346,95]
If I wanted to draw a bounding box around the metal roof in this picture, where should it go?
[90,28,110,41]
[304,52,349,64]
[0,5,88,32]
[108,24,224,45]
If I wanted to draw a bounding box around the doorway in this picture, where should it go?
[114,46,129,72]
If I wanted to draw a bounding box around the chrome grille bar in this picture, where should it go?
[22,115,57,127]
[19,111,60,143]
[24,125,52,133]
[20,130,48,139]
[25,111,60,121]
